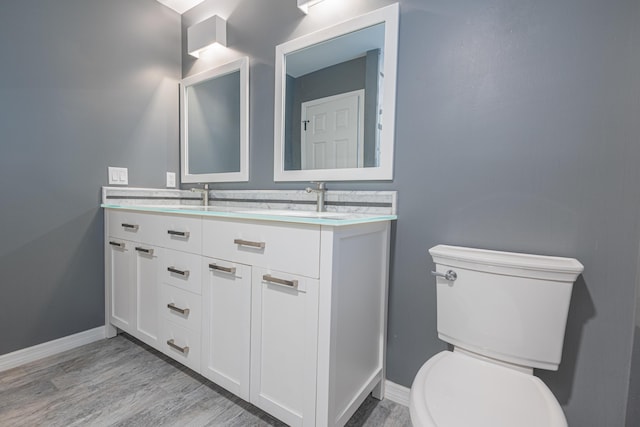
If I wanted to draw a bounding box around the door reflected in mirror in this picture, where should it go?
[274,4,399,182]
[284,24,384,171]
[181,57,249,183]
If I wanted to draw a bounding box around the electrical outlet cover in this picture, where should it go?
[167,172,176,188]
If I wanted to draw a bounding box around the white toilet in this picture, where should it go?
[410,245,584,427]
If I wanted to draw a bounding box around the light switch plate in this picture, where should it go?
[108,167,128,185]
[166,172,176,188]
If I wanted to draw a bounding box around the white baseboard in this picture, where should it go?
[0,326,106,373]
[385,380,410,407]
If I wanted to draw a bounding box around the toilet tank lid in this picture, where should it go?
[429,245,584,281]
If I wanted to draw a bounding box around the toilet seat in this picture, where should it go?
[409,351,567,427]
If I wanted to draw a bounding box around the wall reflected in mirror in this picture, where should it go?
[181,57,249,183]
[283,23,384,171]
[187,71,241,174]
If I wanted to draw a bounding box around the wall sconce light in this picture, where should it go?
[297,0,325,14]
[188,15,227,58]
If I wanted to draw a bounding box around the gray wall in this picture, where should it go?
[184,0,640,425]
[363,49,381,168]
[0,0,180,354]
[627,327,640,426]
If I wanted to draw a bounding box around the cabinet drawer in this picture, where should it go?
[202,218,320,278]
[107,210,155,243]
[156,214,202,254]
[159,249,202,295]
[160,284,201,332]
[160,319,201,373]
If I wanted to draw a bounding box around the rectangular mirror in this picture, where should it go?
[181,57,249,183]
[274,4,399,181]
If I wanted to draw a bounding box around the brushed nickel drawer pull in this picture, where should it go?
[263,274,298,289]
[168,267,190,278]
[234,238,265,249]
[121,223,139,231]
[109,241,125,249]
[167,303,190,316]
[209,263,237,275]
[167,339,189,354]
[167,230,190,238]
[135,247,154,256]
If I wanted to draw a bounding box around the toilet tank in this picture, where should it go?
[429,245,584,371]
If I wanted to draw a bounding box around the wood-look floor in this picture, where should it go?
[0,334,411,426]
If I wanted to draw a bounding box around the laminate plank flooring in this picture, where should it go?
[0,334,411,426]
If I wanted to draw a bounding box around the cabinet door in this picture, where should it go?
[132,244,159,347]
[250,267,319,427]
[106,238,134,333]
[201,258,251,400]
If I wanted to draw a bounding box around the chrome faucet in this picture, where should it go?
[191,183,210,207]
[305,181,327,212]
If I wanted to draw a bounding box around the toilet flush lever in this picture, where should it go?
[431,270,457,281]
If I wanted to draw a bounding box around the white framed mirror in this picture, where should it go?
[181,57,249,183]
[274,4,399,182]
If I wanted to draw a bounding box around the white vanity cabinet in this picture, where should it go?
[106,238,134,332]
[105,207,391,427]
[131,243,159,347]
[105,212,159,349]
[105,210,203,367]
[201,258,252,400]
[250,267,320,426]
[158,247,203,372]
[201,217,390,427]
[153,215,203,371]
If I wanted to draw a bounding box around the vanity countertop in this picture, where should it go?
[101,204,397,226]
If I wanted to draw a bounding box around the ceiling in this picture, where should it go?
[286,23,385,77]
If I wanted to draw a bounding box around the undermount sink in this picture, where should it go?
[136,205,356,220]
[239,209,350,219]
[169,205,217,211]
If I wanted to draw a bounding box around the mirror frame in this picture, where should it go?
[181,57,250,183]
[273,3,399,182]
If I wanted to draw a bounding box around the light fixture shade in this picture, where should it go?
[297,0,325,14]
[188,15,227,58]
[156,0,205,14]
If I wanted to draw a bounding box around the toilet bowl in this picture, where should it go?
[410,245,583,427]
[410,350,567,427]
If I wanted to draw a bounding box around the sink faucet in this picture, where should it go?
[305,182,327,212]
[191,183,210,207]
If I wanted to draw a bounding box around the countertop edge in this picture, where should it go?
[101,204,397,226]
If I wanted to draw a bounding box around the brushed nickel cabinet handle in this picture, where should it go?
[209,263,237,275]
[109,241,125,249]
[135,247,154,256]
[168,267,190,278]
[167,303,190,316]
[263,274,298,289]
[234,238,265,249]
[167,339,189,354]
[121,223,139,231]
[167,230,190,238]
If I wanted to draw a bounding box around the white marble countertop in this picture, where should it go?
[101,203,397,226]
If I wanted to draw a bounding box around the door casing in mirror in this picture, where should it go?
[181,57,249,183]
[274,4,399,182]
